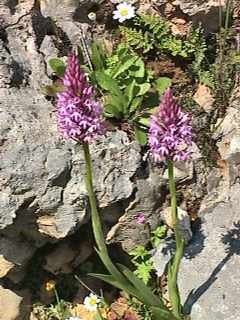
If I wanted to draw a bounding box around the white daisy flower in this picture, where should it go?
[113,2,135,23]
[83,293,100,311]
[110,0,137,3]
[88,12,96,21]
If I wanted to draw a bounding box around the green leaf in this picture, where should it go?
[151,306,177,320]
[137,115,150,127]
[154,77,171,96]
[134,261,153,284]
[137,83,151,96]
[94,313,104,320]
[77,46,85,65]
[129,97,143,114]
[125,80,138,105]
[133,58,145,78]
[41,83,65,96]
[104,104,122,119]
[233,53,240,63]
[129,245,149,260]
[106,95,125,114]
[89,273,142,301]
[134,125,147,145]
[112,55,138,79]
[143,92,159,108]
[117,264,162,308]
[48,58,66,77]
[94,248,140,297]
[95,71,122,97]
[91,42,105,71]
[90,273,126,291]
[151,225,167,239]
[150,224,167,247]
[129,60,145,78]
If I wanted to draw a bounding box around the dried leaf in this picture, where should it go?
[110,298,128,317]
[193,84,215,113]
[124,309,141,320]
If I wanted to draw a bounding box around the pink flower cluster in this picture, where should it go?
[56,52,105,143]
[148,88,192,162]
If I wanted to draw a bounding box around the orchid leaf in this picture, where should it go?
[112,55,138,79]
[48,58,66,77]
[134,125,147,146]
[117,263,162,307]
[95,71,123,97]
[151,306,178,320]
[41,83,65,96]
[154,77,171,96]
[104,104,122,119]
[91,42,105,71]
[89,273,144,302]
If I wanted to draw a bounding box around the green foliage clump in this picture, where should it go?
[129,245,153,285]
[89,42,171,145]
[129,224,167,285]
[32,301,71,320]
[119,27,154,53]
[44,38,172,145]
[120,14,206,59]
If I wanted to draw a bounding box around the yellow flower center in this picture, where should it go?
[89,297,97,305]
[45,280,56,291]
[119,7,129,16]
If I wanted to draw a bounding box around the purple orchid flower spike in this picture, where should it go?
[56,51,105,143]
[148,87,192,162]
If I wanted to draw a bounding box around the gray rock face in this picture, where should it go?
[213,87,240,187]
[0,285,31,320]
[0,0,239,319]
[177,1,225,32]
[0,86,141,239]
[180,185,240,320]
[178,86,240,320]
[153,0,225,32]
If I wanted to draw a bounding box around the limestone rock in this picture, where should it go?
[179,184,240,320]
[40,0,79,19]
[0,236,35,279]
[214,86,240,186]
[173,0,225,32]
[0,72,141,242]
[44,243,76,274]
[39,35,59,76]
[43,241,92,274]
[106,164,166,251]
[151,241,172,277]
[0,255,14,278]
[194,84,215,114]
[163,207,192,243]
[153,0,225,32]
[0,286,30,320]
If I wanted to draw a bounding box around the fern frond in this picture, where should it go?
[119,26,154,53]
[138,14,170,39]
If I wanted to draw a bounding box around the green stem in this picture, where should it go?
[82,142,180,319]
[82,142,133,288]
[54,287,64,319]
[54,287,60,306]
[167,160,184,319]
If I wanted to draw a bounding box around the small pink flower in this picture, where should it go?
[135,213,145,224]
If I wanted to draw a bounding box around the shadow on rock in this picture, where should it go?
[184,218,206,260]
[183,220,240,315]
[161,218,206,259]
